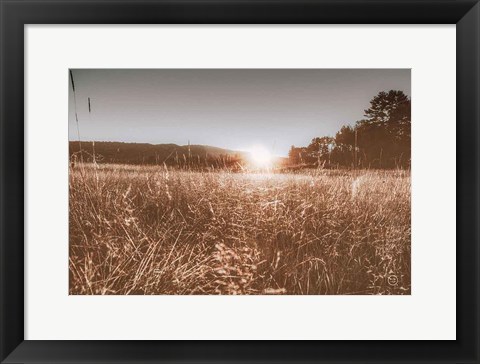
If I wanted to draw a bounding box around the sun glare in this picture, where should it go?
[249,145,273,167]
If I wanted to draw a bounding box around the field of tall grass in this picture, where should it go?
[69,164,410,295]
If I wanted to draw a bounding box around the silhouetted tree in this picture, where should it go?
[332,125,355,167]
[358,90,411,168]
[288,145,308,165]
[307,137,335,165]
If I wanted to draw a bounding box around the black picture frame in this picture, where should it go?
[1,0,479,363]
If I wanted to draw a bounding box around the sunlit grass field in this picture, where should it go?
[69,164,410,295]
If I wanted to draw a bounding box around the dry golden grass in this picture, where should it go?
[69,164,410,295]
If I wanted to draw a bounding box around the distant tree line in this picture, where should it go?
[69,141,246,170]
[288,90,411,169]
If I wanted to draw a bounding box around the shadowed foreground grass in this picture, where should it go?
[69,165,410,295]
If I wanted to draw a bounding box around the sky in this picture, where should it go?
[68,69,410,156]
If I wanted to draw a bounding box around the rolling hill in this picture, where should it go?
[69,141,248,167]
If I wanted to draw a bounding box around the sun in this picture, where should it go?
[249,145,273,167]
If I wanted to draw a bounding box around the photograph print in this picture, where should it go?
[69,69,411,295]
